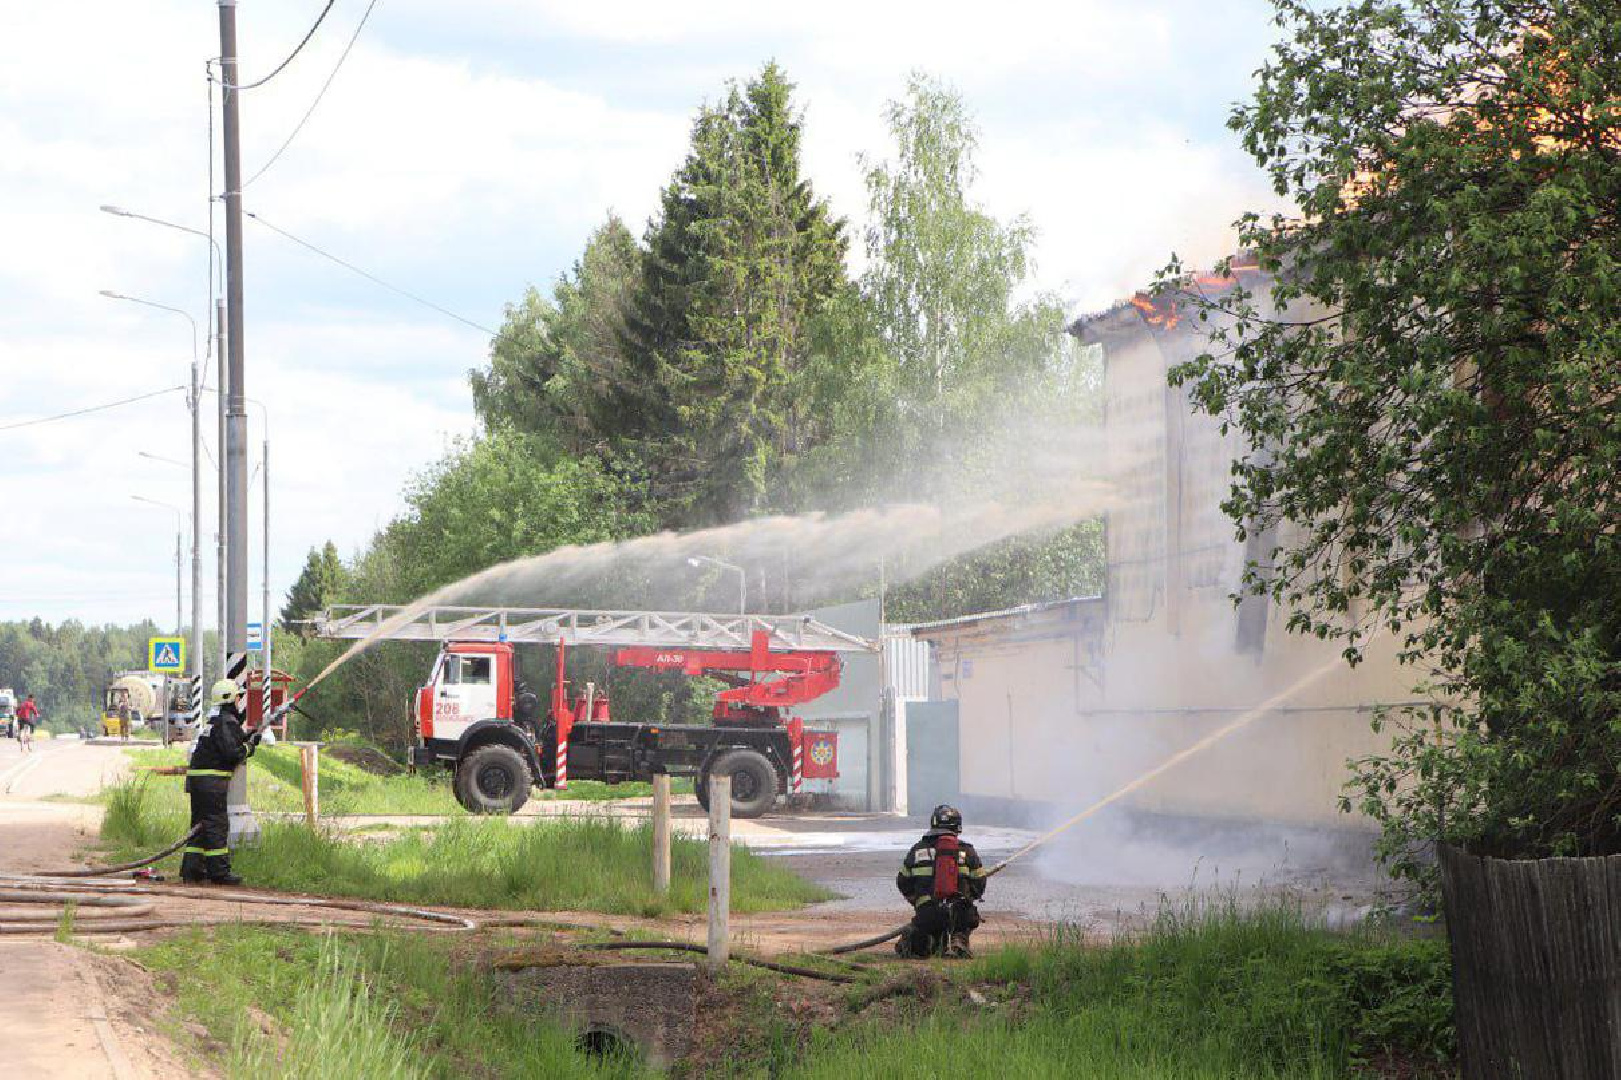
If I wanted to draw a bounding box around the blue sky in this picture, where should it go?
[0,0,1284,627]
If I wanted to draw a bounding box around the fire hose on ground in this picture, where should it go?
[0,830,865,982]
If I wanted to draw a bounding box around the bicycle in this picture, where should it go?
[17,722,34,754]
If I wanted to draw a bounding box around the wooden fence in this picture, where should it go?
[1441,843,1621,1079]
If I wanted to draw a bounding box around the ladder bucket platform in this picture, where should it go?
[314,605,876,653]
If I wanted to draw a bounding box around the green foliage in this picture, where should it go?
[472,214,645,452]
[280,541,345,632]
[0,618,163,729]
[887,521,1105,623]
[1164,1,1621,874]
[857,73,1058,452]
[792,72,1101,616]
[100,778,830,915]
[389,426,653,598]
[629,62,849,523]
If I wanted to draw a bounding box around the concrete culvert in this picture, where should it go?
[576,1025,635,1059]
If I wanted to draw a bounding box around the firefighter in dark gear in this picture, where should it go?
[181,679,259,885]
[895,804,987,958]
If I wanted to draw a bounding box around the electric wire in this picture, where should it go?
[240,0,382,189]
[220,0,338,91]
[0,386,186,434]
[245,210,498,335]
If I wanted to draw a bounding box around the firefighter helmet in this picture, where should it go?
[209,679,242,706]
[930,804,963,834]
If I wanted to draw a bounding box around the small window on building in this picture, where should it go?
[461,656,493,684]
[960,659,974,680]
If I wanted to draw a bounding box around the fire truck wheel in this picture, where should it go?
[455,744,532,815]
[706,749,778,819]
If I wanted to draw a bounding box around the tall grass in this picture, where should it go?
[101,777,830,915]
[777,900,1453,1080]
[228,939,428,1080]
[143,927,653,1080]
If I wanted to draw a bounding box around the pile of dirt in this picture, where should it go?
[323,742,404,776]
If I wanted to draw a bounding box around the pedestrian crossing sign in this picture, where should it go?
[148,637,185,674]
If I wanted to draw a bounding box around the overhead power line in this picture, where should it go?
[242,0,383,189]
[0,386,185,434]
[223,0,339,91]
[245,210,498,336]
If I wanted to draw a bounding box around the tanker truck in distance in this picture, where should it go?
[101,671,193,740]
[314,606,864,817]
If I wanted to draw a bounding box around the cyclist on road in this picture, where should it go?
[15,694,40,752]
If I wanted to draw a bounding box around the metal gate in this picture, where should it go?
[905,701,959,815]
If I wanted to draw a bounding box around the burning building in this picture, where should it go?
[907,263,1420,849]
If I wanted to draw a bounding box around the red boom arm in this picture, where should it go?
[612,630,842,712]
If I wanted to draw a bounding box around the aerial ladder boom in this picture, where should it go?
[314,604,874,653]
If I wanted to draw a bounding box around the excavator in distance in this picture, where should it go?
[314,606,866,817]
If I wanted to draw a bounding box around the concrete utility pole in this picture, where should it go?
[219,0,249,672]
[262,424,271,708]
[218,0,257,847]
[216,298,227,681]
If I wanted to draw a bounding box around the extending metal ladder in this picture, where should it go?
[313,604,875,653]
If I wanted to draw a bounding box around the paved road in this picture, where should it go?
[0,736,132,800]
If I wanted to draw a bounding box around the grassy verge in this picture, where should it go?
[773,902,1453,1080]
[101,778,830,915]
[123,744,460,816]
[139,926,653,1079]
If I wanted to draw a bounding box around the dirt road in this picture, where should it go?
[0,738,203,1078]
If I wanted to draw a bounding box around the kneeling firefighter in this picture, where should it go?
[181,679,261,885]
[895,804,987,958]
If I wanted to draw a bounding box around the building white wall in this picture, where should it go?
[918,279,1421,830]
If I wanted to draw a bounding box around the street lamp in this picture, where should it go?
[105,290,203,689]
[99,206,224,291]
[686,555,747,616]
[131,495,185,638]
[101,204,228,680]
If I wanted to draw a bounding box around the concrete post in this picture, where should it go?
[297,742,320,827]
[652,773,671,894]
[706,774,731,973]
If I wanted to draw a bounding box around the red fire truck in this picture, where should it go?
[315,606,867,817]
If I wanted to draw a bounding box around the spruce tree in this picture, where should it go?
[631,62,847,524]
